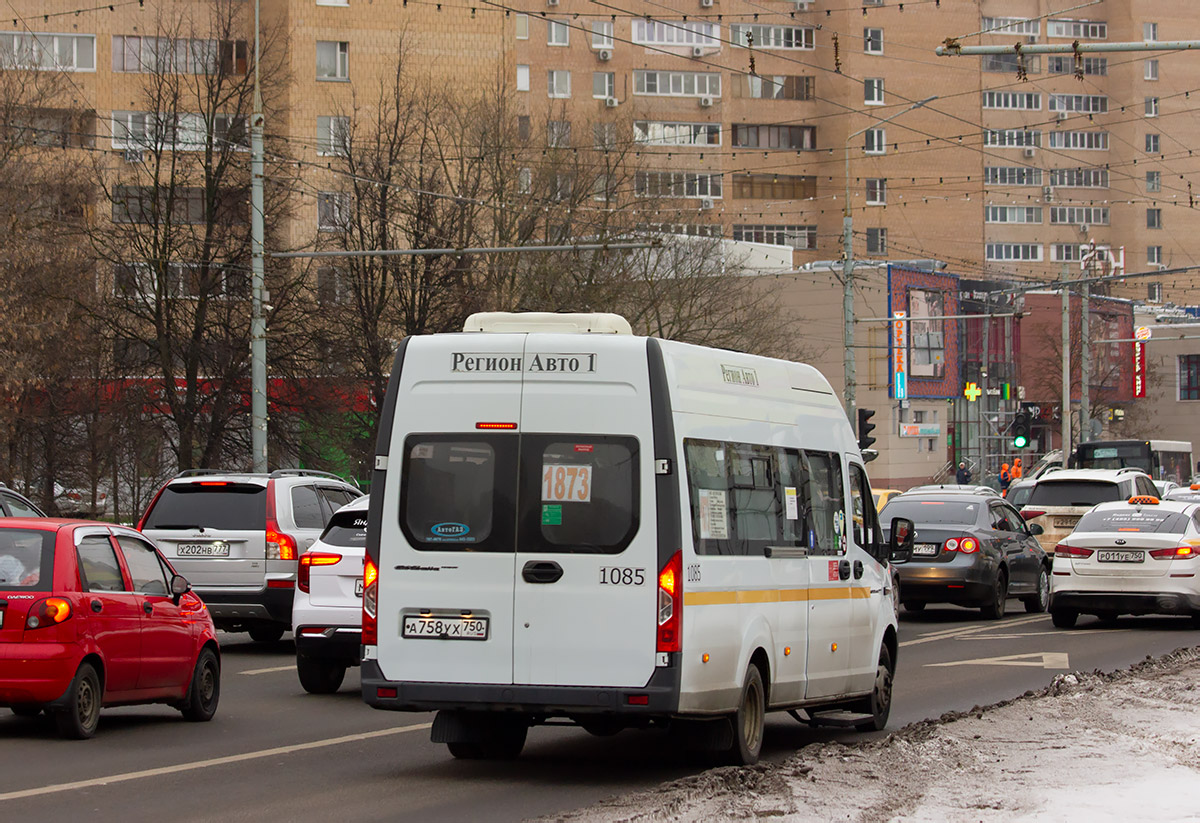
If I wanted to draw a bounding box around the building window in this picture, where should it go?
[317,267,349,305]
[1047,130,1107,150]
[1146,133,1160,153]
[729,24,813,50]
[986,243,1043,261]
[1047,20,1107,39]
[1148,245,1163,266]
[634,121,720,146]
[547,120,571,147]
[732,224,816,249]
[864,128,886,155]
[0,31,95,71]
[983,53,1040,74]
[865,178,886,205]
[633,70,721,97]
[547,69,571,98]
[1147,208,1162,229]
[908,289,946,378]
[634,20,719,47]
[1048,168,1108,188]
[547,20,569,46]
[517,115,530,141]
[730,174,814,199]
[982,91,1040,110]
[985,206,1042,224]
[113,36,243,74]
[1145,59,1159,80]
[984,166,1044,186]
[982,18,1039,36]
[731,74,813,100]
[1148,282,1163,302]
[316,40,348,80]
[1180,355,1200,401]
[1147,171,1161,192]
[516,64,529,91]
[635,171,723,198]
[317,192,349,231]
[1049,207,1109,226]
[864,78,884,105]
[1144,22,1159,41]
[1047,55,1105,75]
[866,228,887,254]
[1048,94,1108,113]
[1052,243,1083,262]
[731,124,815,150]
[593,71,614,99]
[517,167,532,193]
[514,14,529,39]
[591,21,613,48]
[1145,96,1159,117]
[864,28,883,54]
[317,116,349,156]
[112,185,205,224]
[593,122,616,149]
[986,129,1041,148]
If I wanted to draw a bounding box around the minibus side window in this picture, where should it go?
[727,443,783,557]
[776,447,807,547]
[804,451,845,556]
[849,464,883,560]
[685,439,735,556]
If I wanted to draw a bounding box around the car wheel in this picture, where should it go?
[248,625,286,643]
[853,645,894,732]
[297,654,347,694]
[1023,567,1050,613]
[55,662,102,739]
[980,569,1008,620]
[1051,608,1078,629]
[725,663,765,766]
[180,647,221,722]
[903,601,926,613]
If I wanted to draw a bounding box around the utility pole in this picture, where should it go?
[1061,265,1071,468]
[980,291,991,481]
[841,95,936,423]
[250,0,268,472]
[1080,278,1091,441]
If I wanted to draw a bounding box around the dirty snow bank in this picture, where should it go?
[544,647,1200,822]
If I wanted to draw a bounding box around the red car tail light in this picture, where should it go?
[943,536,979,554]
[265,479,297,561]
[1055,544,1094,559]
[1150,545,1199,560]
[362,556,379,645]
[656,550,682,654]
[1020,509,1046,521]
[26,597,72,629]
[298,552,342,593]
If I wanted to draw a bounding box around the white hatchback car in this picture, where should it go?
[293,495,369,693]
[1050,495,1200,628]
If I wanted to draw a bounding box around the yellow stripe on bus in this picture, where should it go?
[683,586,871,606]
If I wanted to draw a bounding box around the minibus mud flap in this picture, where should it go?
[797,709,876,727]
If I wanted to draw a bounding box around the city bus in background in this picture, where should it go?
[1071,440,1194,484]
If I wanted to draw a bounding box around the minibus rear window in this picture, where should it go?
[400,437,517,552]
[0,528,54,591]
[519,436,640,554]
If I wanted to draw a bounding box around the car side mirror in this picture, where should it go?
[1027,523,1044,536]
[889,516,915,563]
[170,574,190,604]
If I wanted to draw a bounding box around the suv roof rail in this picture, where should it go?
[269,469,352,484]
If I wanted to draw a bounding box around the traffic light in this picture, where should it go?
[1012,409,1031,449]
[857,408,877,453]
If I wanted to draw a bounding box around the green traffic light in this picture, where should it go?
[1013,435,1029,448]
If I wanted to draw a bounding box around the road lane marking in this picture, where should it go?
[926,652,1070,669]
[240,665,296,675]
[0,723,432,801]
[899,613,1048,648]
[962,629,1123,639]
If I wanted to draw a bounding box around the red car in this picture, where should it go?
[0,519,220,738]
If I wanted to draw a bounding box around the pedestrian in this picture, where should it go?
[999,462,1011,496]
[956,462,972,485]
[1011,457,1023,480]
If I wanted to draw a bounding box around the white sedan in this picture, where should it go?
[1050,495,1200,628]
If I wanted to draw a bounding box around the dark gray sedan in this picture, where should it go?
[881,492,1050,619]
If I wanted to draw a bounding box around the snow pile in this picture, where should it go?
[545,647,1200,822]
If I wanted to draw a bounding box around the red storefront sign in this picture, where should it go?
[1132,341,1147,398]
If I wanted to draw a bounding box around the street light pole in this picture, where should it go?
[842,96,936,423]
[250,0,267,472]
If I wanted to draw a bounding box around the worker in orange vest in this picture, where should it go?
[1011,457,1023,480]
[999,463,1012,496]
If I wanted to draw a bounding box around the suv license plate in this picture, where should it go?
[1054,517,1077,529]
[402,615,489,641]
[913,543,940,556]
[177,543,230,557]
[355,579,364,597]
[1098,550,1144,563]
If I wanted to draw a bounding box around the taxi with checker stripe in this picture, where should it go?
[1050,495,1200,628]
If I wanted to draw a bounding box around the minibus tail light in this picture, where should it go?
[362,556,379,645]
[656,551,682,654]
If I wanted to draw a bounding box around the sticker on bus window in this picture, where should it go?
[698,489,729,540]
[542,464,592,502]
[574,444,594,453]
[541,504,563,526]
[411,445,435,459]
[784,487,799,520]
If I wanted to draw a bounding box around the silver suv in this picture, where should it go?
[139,470,363,641]
[1019,468,1156,556]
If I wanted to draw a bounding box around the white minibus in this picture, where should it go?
[361,313,914,764]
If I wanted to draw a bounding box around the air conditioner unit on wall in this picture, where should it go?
[700,0,713,7]
[1057,111,1069,120]
[794,0,812,10]
[1023,146,1037,158]
[700,198,715,210]
[597,48,612,61]
[547,0,559,6]
[699,95,714,107]
[692,46,705,57]
[1042,186,1055,202]
[605,96,619,108]
[1078,224,1089,234]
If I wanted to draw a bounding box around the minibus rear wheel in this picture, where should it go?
[726,663,765,766]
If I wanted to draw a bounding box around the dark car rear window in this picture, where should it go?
[1027,481,1122,508]
[1075,509,1190,534]
[0,528,54,591]
[1006,484,1034,508]
[880,498,982,526]
[321,509,368,548]
[143,484,267,531]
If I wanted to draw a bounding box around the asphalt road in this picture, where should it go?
[2,605,1197,822]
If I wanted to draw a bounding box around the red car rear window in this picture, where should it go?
[0,529,55,591]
